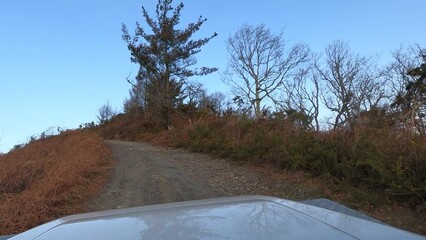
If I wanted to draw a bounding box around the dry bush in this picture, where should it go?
[0,130,113,235]
[99,111,426,205]
[99,113,162,141]
[149,115,426,204]
[94,110,426,233]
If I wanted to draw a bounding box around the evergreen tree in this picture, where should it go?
[122,0,217,128]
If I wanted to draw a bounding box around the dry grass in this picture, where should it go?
[98,112,426,234]
[0,130,113,235]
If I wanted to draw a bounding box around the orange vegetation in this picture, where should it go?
[100,112,426,234]
[0,130,113,235]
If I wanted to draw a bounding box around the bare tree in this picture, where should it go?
[315,40,385,129]
[123,73,150,120]
[387,45,426,134]
[386,45,423,98]
[97,101,116,124]
[177,81,207,123]
[182,81,206,109]
[280,68,321,131]
[201,91,227,116]
[223,24,310,118]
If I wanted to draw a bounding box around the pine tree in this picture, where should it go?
[122,0,217,128]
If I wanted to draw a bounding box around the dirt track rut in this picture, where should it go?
[89,140,320,211]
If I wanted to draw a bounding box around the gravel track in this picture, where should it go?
[89,140,321,211]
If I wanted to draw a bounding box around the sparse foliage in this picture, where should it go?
[280,68,321,131]
[315,40,385,128]
[177,81,207,121]
[223,24,310,118]
[124,74,149,114]
[201,91,227,116]
[122,0,217,128]
[97,101,116,124]
[182,81,206,109]
[387,45,426,135]
[178,83,227,119]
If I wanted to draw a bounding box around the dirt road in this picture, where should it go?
[89,140,321,211]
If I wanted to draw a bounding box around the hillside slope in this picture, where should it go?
[0,130,113,235]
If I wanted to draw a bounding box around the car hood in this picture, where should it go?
[9,195,425,240]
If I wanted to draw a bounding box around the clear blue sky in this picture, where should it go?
[0,0,424,153]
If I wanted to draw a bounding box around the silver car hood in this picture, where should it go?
[9,195,425,240]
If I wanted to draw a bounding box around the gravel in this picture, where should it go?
[89,140,321,211]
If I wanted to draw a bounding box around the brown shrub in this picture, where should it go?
[0,130,113,235]
[99,111,426,205]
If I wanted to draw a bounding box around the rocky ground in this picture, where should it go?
[89,140,321,211]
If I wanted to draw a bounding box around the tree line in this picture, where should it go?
[94,0,426,204]
[117,0,425,137]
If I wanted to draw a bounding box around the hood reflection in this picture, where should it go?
[36,200,355,240]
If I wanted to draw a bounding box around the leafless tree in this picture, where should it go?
[280,67,321,131]
[223,24,310,118]
[182,82,206,108]
[386,45,426,134]
[123,72,150,121]
[200,92,227,116]
[180,83,227,118]
[177,81,206,123]
[315,40,386,129]
[386,45,423,97]
[97,101,116,124]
